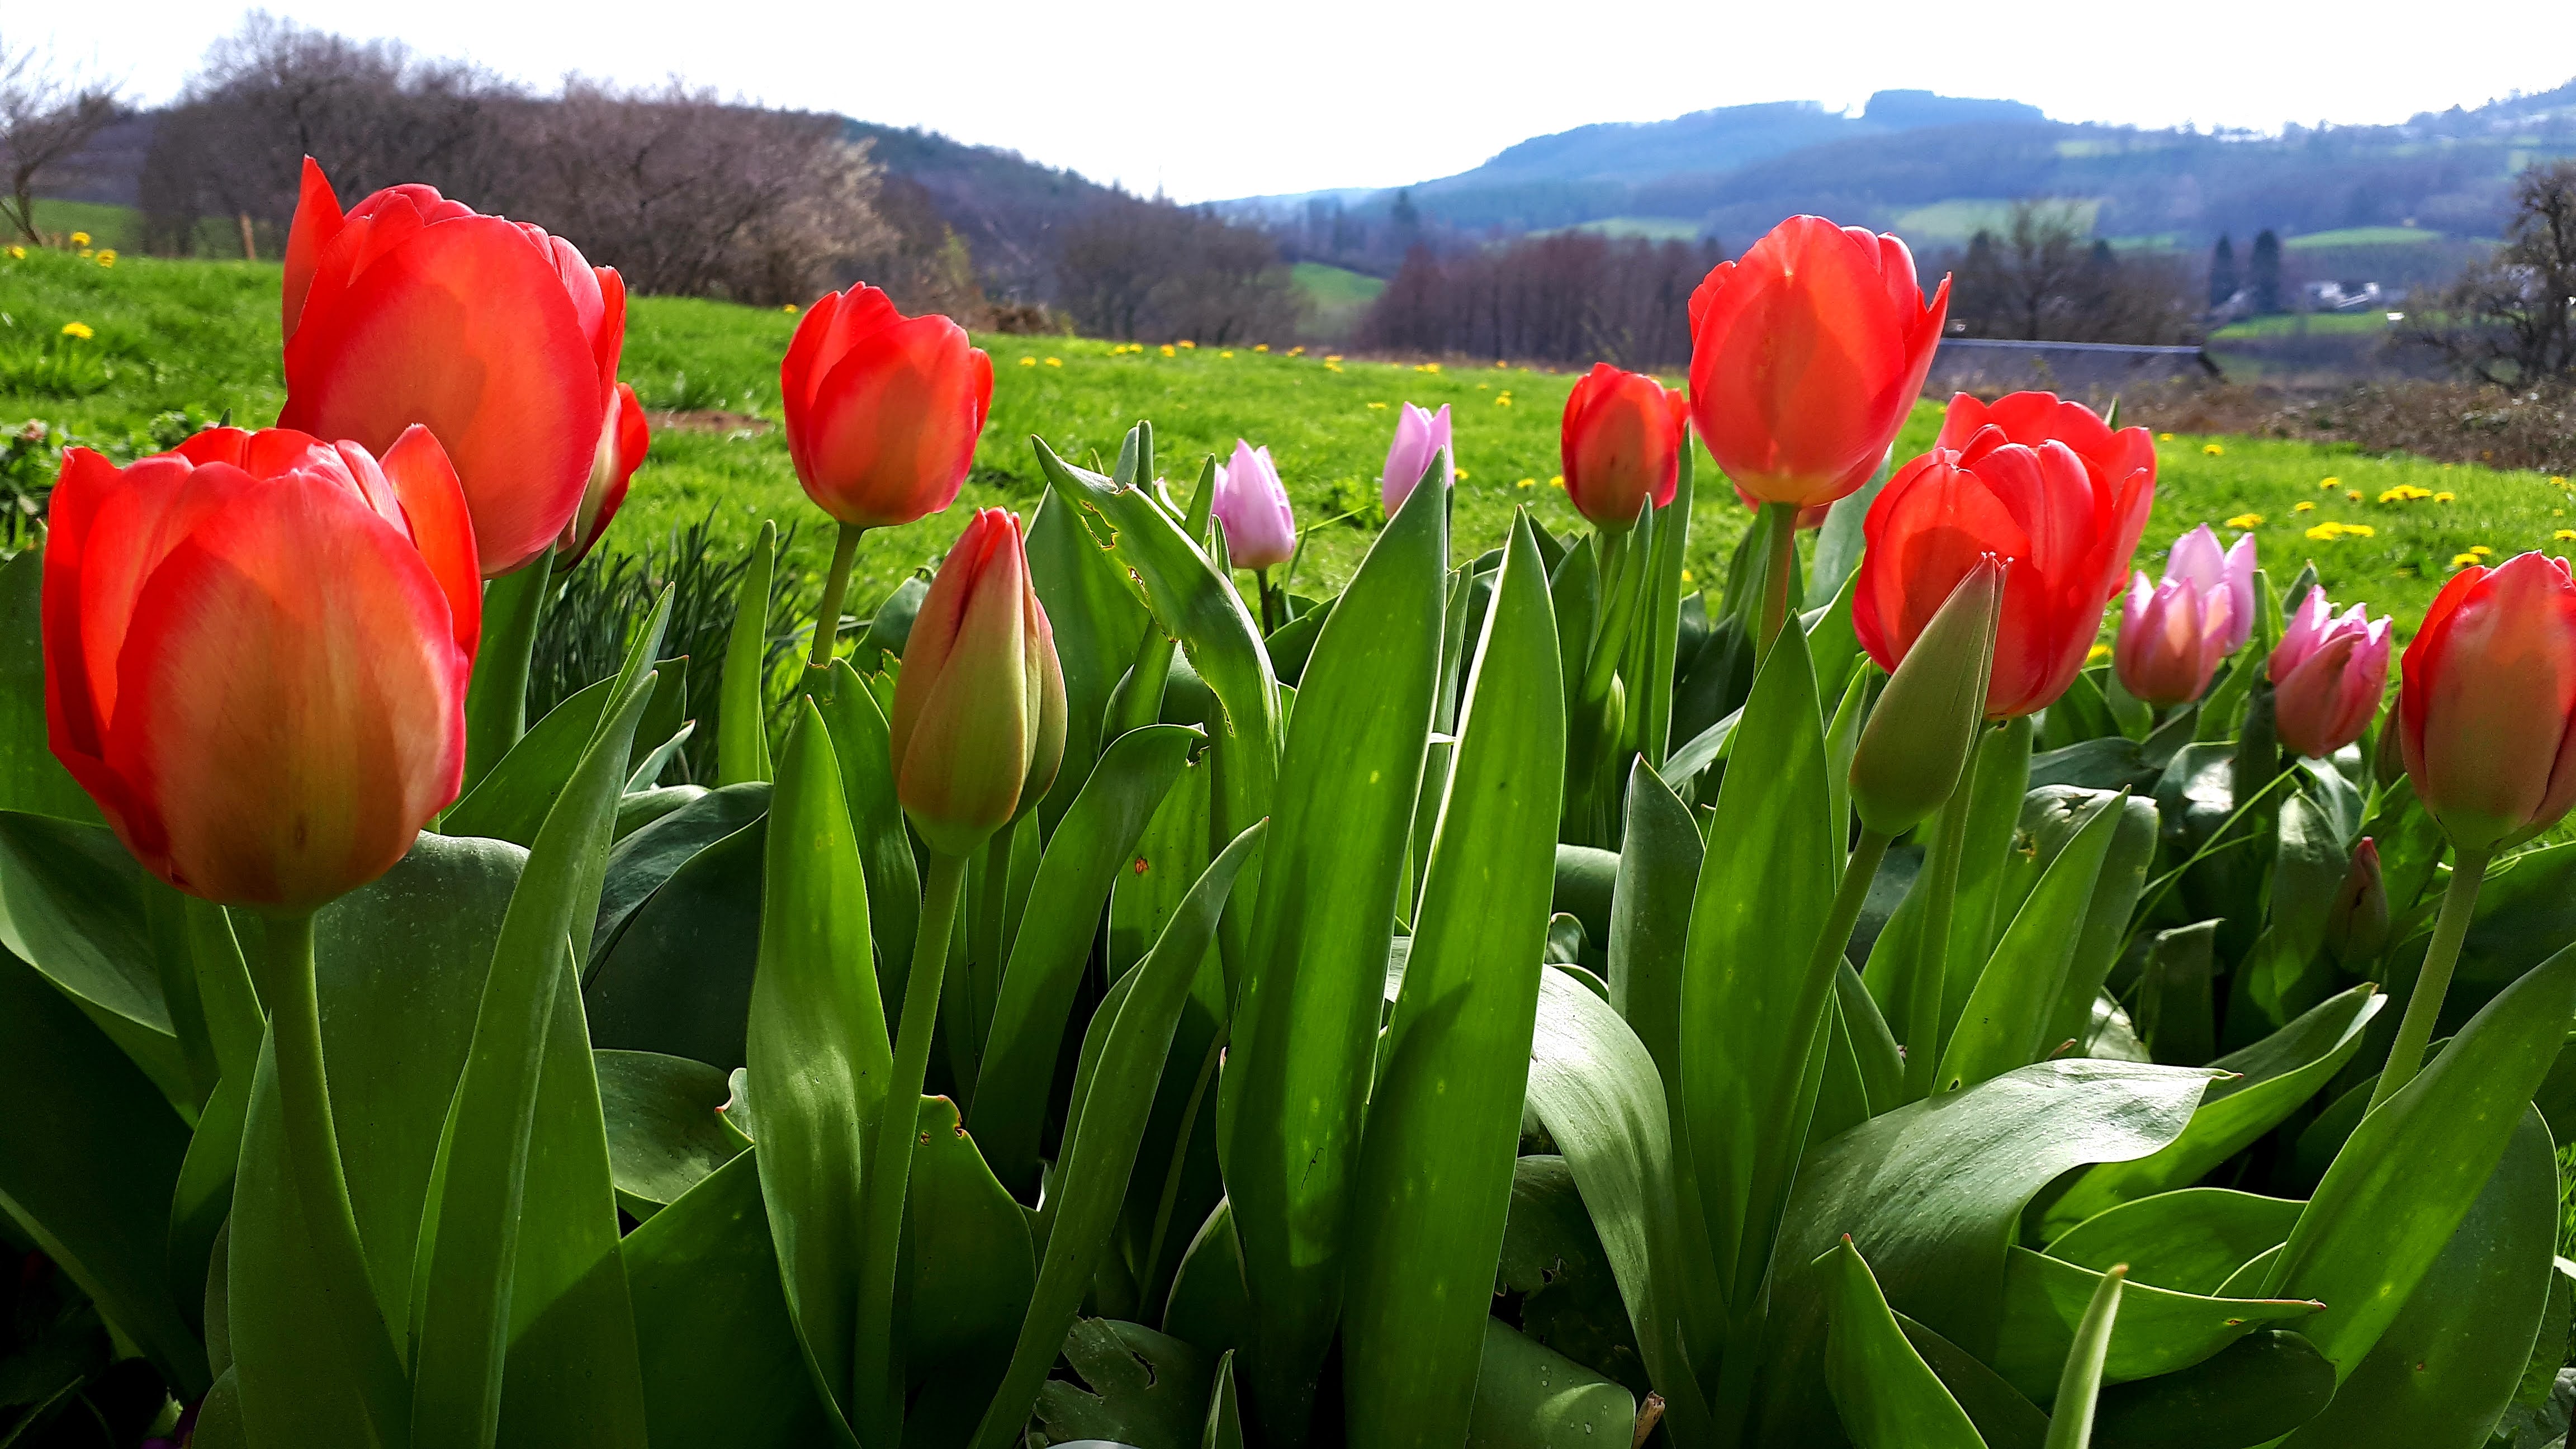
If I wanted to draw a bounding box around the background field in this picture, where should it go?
[6,245,2570,632]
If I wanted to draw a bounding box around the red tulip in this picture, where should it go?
[1687,216,1949,509]
[1854,395,2152,719]
[2398,553,2576,850]
[889,509,1067,856]
[1560,363,1688,532]
[782,285,994,530]
[1935,392,2157,607]
[556,383,650,570]
[279,158,626,577]
[44,426,479,908]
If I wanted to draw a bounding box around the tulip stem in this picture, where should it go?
[1254,567,1282,636]
[2370,845,2491,1110]
[250,911,413,1448]
[1757,502,1800,659]
[1816,830,1895,987]
[809,522,865,669]
[462,550,556,790]
[1581,528,1642,708]
[1905,778,1977,1100]
[852,847,969,1443]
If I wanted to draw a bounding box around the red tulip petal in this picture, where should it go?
[800,314,988,528]
[281,158,344,340]
[377,425,482,668]
[69,457,257,735]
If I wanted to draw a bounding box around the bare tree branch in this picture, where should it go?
[0,36,122,243]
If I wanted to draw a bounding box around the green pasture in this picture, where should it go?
[2210,311,2397,339]
[4,244,2569,630]
[2283,225,2444,249]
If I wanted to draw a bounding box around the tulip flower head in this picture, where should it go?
[781,284,993,531]
[1213,439,1296,570]
[889,509,1069,857]
[2322,836,2389,968]
[1381,402,1453,513]
[1560,363,1688,532]
[279,158,626,576]
[44,427,480,908]
[2115,570,2233,708]
[1855,394,2153,719]
[2162,524,2258,655]
[2397,552,2576,851]
[2267,590,2392,757]
[1688,216,1949,509]
[556,382,649,570]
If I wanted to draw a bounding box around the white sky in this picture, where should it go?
[26,1,2576,202]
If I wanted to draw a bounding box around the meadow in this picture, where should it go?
[5,244,2570,630]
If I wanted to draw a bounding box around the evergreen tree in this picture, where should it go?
[2250,229,2283,314]
[2208,234,2238,308]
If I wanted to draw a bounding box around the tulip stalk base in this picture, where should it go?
[852,847,969,1443]
[1756,503,1800,660]
[2370,845,2491,1110]
[809,522,866,670]
[1905,782,1976,1101]
[462,550,557,789]
[252,911,413,1447]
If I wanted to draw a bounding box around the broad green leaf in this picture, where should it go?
[1464,1318,1639,1448]
[1804,571,1864,709]
[1938,795,2123,1093]
[2236,794,2351,1029]
[2041,1266,2124,1449]
[623,1152,836,1448]
[581,819,764,1067]
[1029,487,1154,831]
[1679,608,1837,1322]
[969,723,1198,1196]
[409,598,667,1449]
[1807,451,1892,609]
[0,548,98,821]
[442,676,614,845]
[1549,533,1600,731]
[1218,466,1446,1436]
[1897,1313,2049,1449]
[1204,1350,1244,1449]
[589,782,769,966]
[1940,718,2037,1036]
[968,822,1265,1449]
[1992,1247,2317,1401]
[2280,1106,2556,1449]
[903,1095,1036,1440]
[821,662,920,1021]
[2040,795,2159,1054]
[1034,1319,1214,1447]
[1753,1061,2221,1442]
[718,522,776,785]
[2090,1329,2336,1449]
[1608,760,1702,1102]
[1638,452,1695,769]
[1343,513,1565,1449]
[0,950,201,1395]
[2042,985,2383,1233]
[2262,940,2576,1377]
[1822,1237,1986,1449]
[1163,1199,1252,1357]
[1110,754,1215,980]
[745,702,888,1439]
[596,1050,745,1220]
[1523,968,1720,1439]
[2133,922,2219,1067]
[2043,1188,2304,1297]
[0,809,191,1106]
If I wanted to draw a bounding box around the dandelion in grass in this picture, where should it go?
[2204,443,2225,456]
[59,321,92,340]
[1367,401,1388,409]
[1220,351,1234,359]
[2556,529,2576,542]
[782,303,799,314]
[1325,354,1345,363]
[68,231,89,246]
[2320,477,2341,490]
[1020,356,1037,367]
[1254,344,1270,353]
[2346,490,2363,501]
[2226,512,2263,528]
[96,250,116,268]
[1680,569,1694,583]
[1287,345,1305,356]
[1045,357,1062,368]
[1517,477,1535,488]
[1456,468,1470,480]
[1550,474,1566,489]
[2435,491,2456,503]
[2470,545,2494,557]
[2087,642,2114,665]
[4,245,22,259]
[1178,340,1196,349]
[1160,345,1177,358]
[2158,432,2175,441]
[2294,501,2316,513]
[2452,552,2483,568]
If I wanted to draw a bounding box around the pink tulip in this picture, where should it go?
[2161,525,2258,655]
[1214,439,1296,570]
[1381,402,1452,512]
[2268,591,2392,757]
[2115,571,2234,707]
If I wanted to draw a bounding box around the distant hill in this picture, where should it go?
[839,121,1120,300]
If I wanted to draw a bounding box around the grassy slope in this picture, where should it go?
[6,245,2571,629]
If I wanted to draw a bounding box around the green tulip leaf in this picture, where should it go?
[582,817,765,1067]
[1027,488,1153,831]
[2043,1188,2304,1298]
[902,1095,1036,1439]
[1820,1237,1988,1449]
[2040,1263,2125,1449]
[589,782,769,967]
[0,548,99,822]
[1939,794,2124,1093]
[1607,761,1700,1102]
[1464,1318,1638,1448]
[820,663,920,1022]
[718,521,776,785]
[441,675,615,846]
[1992,1247,2318,1401]
[595,1049,745,1220]
[1034,1319,1215,1448]
[2089,1328,2336,1449]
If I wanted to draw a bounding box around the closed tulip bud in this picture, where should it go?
[1688,216,1949,508]
[781,285,993,531]
[1380,402,1453,512]
[1851,556,2004,837]
[44,427,480,908]
[556,382,648,570]
[2322,836,2389,968]
[1854,394,2153,719]
[2161,524,2258,655]
[2398,551,2576,851]
[2114,569,2234,707]
[1213,439,1296,570]
[280,158,626,576]
[2267,590,2392,758]
[889,509,1068,856]
[1560,363,1688,532]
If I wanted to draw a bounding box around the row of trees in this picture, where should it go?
[0,36,121,244]
[1356,233,1723,366]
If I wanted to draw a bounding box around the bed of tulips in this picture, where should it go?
[5,184,2576,1449]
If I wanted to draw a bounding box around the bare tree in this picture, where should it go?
[2411,160,2576,385]
[1057,194,1300,343]
[1356,231,1720,366]
[0,37,121,243]
[1946,200,2199,344]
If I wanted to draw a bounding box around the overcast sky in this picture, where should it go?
[27,1,2576,202]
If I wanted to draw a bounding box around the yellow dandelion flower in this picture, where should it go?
[68,231,89,246]
[2157,432,2175,441]
[1045,357,1062,368]
[59,321,92,340]
[1325,354,1345,363]
[75,249,91,259]
[1495,395,1512,407]
[2435,491,2456,503]
[1517,477,1536,489]
[2346,491,2362,502]
[2469,544,2493,556]
[782,302,799,314]
[1418,362,1442,374]
[2305,521,2358,542]
[1020,356,1038,367]
[2550,475,2568,487]
[1288,346,1306,356]
[2203,443,2224,456]
[2555,529,2576,542]
[94,250,115,267]
[1679,569,1694,583]
[2347,524,2375,537]
[1253,344,1270,353]
[1456,468,1470,480]
[2452,552,2482,568]
[2293,501,2317,513]
[2319,477,2340,490]
[1220,350,1234,359]
[1549,475,1566,489]
[2086,642,2114,665]
[1177,340,1196,349]
[1160,345,1177,358]
[4,245,22,259]
[1367,401,1388,409]
[2225,512,2263,528]
[1325,363,1343,373]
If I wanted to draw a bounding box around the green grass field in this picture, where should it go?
[2282,226,2443,249]
[1289,262,1384,344]
[5,244,2570,631]
[2210,312,2397,339]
